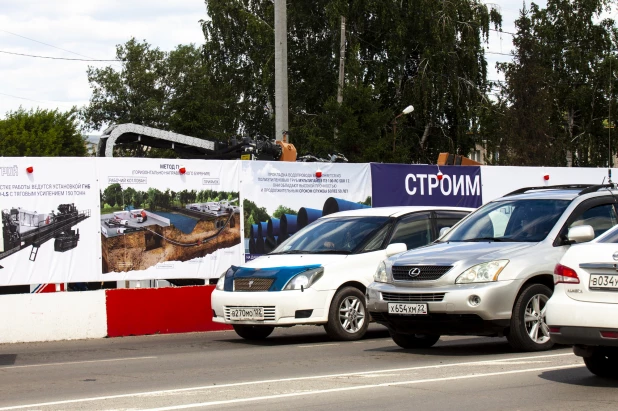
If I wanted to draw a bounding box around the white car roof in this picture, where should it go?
[321,206,475,219]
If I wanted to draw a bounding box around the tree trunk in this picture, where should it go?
[420,123,431,149]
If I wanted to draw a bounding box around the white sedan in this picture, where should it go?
[547,223,618,378]
[212,206,473,341]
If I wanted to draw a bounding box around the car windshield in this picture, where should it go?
[271,216,391,255]
[442,199,570,243]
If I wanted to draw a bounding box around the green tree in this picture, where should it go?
[272,205,297,219]
[495,0,617,166]
[134,191,146,208]
[122,187,137,207]
[81,39,233,155]
[103,183,122,208]
[0,108,87,157]
[243,199,270,238]
[202,0,501,162]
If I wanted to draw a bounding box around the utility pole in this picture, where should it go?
[334,16,346,141]
[274,0,288,142]
[336,16,346,105]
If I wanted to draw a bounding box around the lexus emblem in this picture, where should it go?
[408,268,422,277]
[613,252,618,262]
[248,280,254,288]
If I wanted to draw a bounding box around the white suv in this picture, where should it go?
[547,223,618,378]
[211,206,472,341]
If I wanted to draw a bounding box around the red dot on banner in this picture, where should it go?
[26,166,34,173]
[316,170,322,178]
[544,174,550,181]
[437,172,443,181]
[179,167,186,174]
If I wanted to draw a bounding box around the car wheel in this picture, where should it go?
[389,331,440,349]
[584,349,618,379]
[233,324,274,340]
[324,287,369,341]
[507,283,554,352]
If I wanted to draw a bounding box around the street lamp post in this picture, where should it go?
[391,105,414,153]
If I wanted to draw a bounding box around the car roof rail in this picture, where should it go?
[503,184,595,197]
[577,184,616,196]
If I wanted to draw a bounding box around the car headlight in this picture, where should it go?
[455,260,509,284]
[374,261,388,283]
[283,267,324,291]
[216,267,234,290]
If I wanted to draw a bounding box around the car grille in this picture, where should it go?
[381,292,446,302]
[234,278,274,291]
[224,306,276,321]
[392,265,452,281]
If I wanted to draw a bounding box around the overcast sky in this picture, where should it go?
[0,1,536,131]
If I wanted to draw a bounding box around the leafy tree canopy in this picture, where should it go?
[493,0,617,166]
[0,108,87,157]
[202,0,502,163]
[272,205,297,219]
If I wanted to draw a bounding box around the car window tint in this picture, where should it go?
[389,216,432,249]
[361,223,393,252]
[569,204,618,238]
[436,217,466,234]
[597,226,618,243]
[444,200,570,243]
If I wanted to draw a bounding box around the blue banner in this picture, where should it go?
[370,164,482,208]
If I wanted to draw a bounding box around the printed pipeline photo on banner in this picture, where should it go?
[370,163,482,208]
[241,161,372,261]
[96,158,241,281]
[0,159,100,286]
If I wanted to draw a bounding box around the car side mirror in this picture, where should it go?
[567,225,595,243]
[439,227,451,237]
[385,243,407,257]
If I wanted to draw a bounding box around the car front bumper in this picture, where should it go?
[211,288,334,326]
[366,280,519,336]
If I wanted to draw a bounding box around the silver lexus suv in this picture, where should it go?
[367,184,618,352]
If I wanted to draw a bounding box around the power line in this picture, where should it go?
[0,50,120,62]
[489,28,516,36]
[0,29,96,59]
[0,91,76,105]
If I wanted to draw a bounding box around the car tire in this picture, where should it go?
[233,324,274,340]
[324,287,369,341]
[507,283,554,352]
[584,349,618,379]
[389,331,440,349]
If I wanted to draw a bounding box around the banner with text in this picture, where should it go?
[96,158,241,281]
[0,158,100,286]
[370,164,482,208]
[240,161,372,261]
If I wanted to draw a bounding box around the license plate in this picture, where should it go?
[388,303,428,315]
[229,307,264,321]
[590,274,618,291]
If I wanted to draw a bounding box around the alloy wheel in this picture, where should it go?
[524,294,550,344]
[338,295,365,333]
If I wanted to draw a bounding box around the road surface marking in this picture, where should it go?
[0,352,574,410]
[297,343,340,348]
[141,364,583,410]
[0,356,157,370]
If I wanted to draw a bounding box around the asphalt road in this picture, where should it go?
[0,325,616,410]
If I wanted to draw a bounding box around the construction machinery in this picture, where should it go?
[0,204,90,268]
[97,124,298,161]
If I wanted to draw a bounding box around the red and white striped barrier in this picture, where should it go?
[0,286,230,344]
